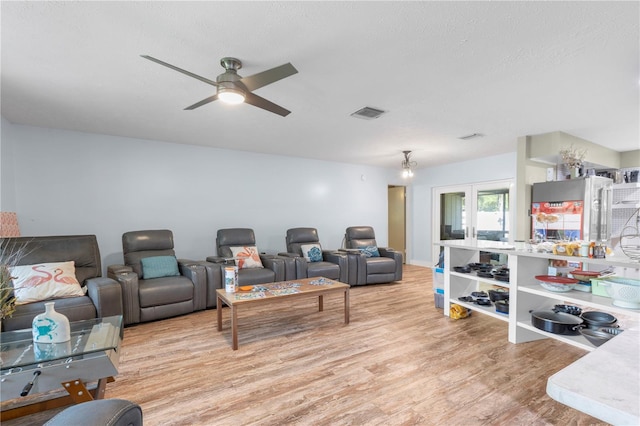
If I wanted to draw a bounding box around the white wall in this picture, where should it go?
[3,119,521,272]
[408,152,517,266]
[3,121,397,270]
[1,116,18,211]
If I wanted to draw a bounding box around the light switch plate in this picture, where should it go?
[546,167,555,181]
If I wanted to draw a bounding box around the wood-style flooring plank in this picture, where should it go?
[2,265,606,425]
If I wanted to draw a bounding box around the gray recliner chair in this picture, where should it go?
[206,228,284,285]
[342,226,403,285]
[1,235,123,332]
[279,227,348,282]
[107,230,207,326]
[44,398,142,426]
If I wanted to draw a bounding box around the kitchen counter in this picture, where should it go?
[546,327,640,425]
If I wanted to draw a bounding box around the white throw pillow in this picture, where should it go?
[300,244,323,262]
[10,261,86,305]
[230,246,264,269]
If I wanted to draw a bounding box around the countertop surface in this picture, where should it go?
[546,327,640,425]
[436,239,640,268]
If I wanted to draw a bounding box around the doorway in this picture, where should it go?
[388,186,406,263]
[432,180,514,265]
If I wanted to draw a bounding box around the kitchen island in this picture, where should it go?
[436,240,639,424]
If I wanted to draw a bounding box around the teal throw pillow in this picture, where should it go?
[141,255,180,279]
[300,244,323,262]
[359,245,380,258]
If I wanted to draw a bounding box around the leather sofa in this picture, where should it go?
[1,235,123,332]
[279,227,348,282]
[342,226,403,285]
[206,228,285,285]
[107,230,207,326]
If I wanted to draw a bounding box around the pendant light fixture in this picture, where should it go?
[401,150,416,178]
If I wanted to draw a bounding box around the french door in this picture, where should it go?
[433,180,514,264]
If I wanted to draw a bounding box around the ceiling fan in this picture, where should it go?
[141,55,298,116]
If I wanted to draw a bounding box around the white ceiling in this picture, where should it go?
[2,1,638,170]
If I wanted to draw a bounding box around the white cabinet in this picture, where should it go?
[440,240,640,352]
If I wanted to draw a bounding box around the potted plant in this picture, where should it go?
[0,242,29,323]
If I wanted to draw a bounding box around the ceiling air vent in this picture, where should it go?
[350,106,387,120]
[458,133,484,140]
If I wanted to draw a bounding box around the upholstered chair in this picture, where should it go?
[279,227,348,282]
[206,228,285,285]
[1,235,123,332]
[107,229,207,326]
[342,226,403,285]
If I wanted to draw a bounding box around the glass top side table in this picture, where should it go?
[1,315,123,421]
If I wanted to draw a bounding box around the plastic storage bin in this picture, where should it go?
[433,267,444,291]
[433,267,445,309]
[434,288,444,309]
[591,277,612,298]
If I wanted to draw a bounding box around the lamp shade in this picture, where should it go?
[218,87,245,104]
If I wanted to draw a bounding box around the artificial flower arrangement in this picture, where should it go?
[559,144,587,169]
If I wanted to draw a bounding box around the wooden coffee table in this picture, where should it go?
[216,277,350,350]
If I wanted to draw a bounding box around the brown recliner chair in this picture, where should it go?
[107,229,207,326]
[279,227,348,282]
[342,226,403,285]
[206,228,284,286]
[1,235,123,332]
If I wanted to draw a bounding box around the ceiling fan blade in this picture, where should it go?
[244,92,291,117]
[240,63,298,92]
[184,94,218,110]
[141,55,219,87]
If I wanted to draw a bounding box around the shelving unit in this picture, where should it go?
[439,240,640,352]
[612,203,640,210]
[612,182,640,260]
[613,182,640,190]
[613,182,640,209]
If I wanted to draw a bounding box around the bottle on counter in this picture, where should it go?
[579,242,590,257]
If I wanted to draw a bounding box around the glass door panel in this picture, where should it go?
[475,188,510,242]
[433,180,514,266]
[440,191,467,241]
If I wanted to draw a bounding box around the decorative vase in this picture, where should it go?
[34,341,72,361]
[570,167,580,179]
[32,302,70,343]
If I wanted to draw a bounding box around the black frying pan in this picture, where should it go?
[530,310,584,335]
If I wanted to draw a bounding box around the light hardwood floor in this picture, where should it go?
[4,265,605,425]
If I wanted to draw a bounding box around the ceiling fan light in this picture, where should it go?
[218,87,245,105]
